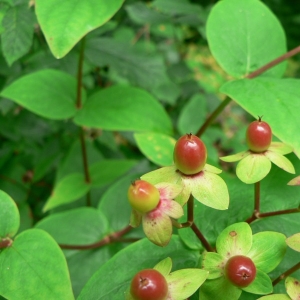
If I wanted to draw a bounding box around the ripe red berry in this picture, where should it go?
[130,269,168,300]
[173,133,207,175]
[225,255,256,288]
[246,117,272,153]
[128,180,160,213]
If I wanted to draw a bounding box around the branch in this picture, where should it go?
[272,261,300,286]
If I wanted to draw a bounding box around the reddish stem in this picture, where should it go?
[172,195,194,228]
[191,223,214,252]
[272,261,300,286]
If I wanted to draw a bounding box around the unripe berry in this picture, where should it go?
[246,117,272,153]
[225,255,256,288]
[173,133,207,175]
[128,180,160,213]
[130,269,168,300]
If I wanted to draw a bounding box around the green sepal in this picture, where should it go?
[0,190,20,239]
[166,268,209,300]
[141,166,181,185]
[257,295,290,300]
[286,276,300,300]
[220,151,250,163]
[183,170,229,210]
[199,276,242,300]
[288,176,300,186]
[269,142,294,155]
[153,257,172,276]
[247,232,286,273]
[203,164,222,174]
[286,233,300,252]
[236,153,271,184]
[265,151,295,174]
[242,269,273,295]
[216,222,253,258]
[200,251,224,279]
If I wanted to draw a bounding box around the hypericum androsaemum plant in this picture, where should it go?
[0,0,300,299]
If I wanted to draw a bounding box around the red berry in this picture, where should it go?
[225,255,256,288]
[128,180,160,213]
[173,133,207,175]
[246,117,272,153]
[130,269,168,300]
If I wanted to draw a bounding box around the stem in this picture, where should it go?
[59,225,133,250]
[172,195,194,228]
[272,261,300,286]
[259,207,300,218]
[196,44,300,137]
[246,181,261,223]
[76,37,86,109]
[191,223,214,252]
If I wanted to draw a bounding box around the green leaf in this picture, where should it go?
[257,295,290,300]
[43,173,91,212]
[1,69,84,120]
[134,132,176,166]
[236,153,272,184]
[0,229,74,300]
[90,159,137,187]
[265,151,295,174]
[199,276,242,300]
[220,151,250,163]
[74,85,172,134]
[166,268,209,299]
[153,257,172,276]
[269,142,294,155]
[242,269,273,295]
[216,222,253,258]
[35,0,124,58]
[85,37,171,92]
[247,232,286,273]
[220,78,300,158]
[77,236,200,300]
[0,190,19,238]
[288,176,300,186]
[286,233,300,252]
[35,207,109,245]
[206,0,286,78]
[286,276,300,300]
[1,3,34,65]
[200,251,224,279]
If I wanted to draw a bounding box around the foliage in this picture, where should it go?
[0,0,300,299]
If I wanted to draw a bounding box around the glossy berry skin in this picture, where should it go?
[246,119,272,153]
[130,269,168,300]
[225,255,257,288]
[128,180,160,213]
[173,134,207,175]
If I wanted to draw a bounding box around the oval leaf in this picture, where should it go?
[242,269,273,295]
[257,295,290,300]
[286,233,300,252]
[134,132,176,166]
[0,229,74,300]
[207,0,286,78]
[286,276,300,300]
[265,151,295,174]
[0,190,19,238]
[35,0,124,58]
[0,69,83,120]
[74,85,172,134]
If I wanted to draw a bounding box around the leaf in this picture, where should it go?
[265,151,295,174]
[166,268,209,299]
[43,173,91,212]
[206,0,286,78]
[74,85,172,134]
[220,78,300,158]
[1,69,84,120]
[200,251,224,279]
[0,190,19,238]
[242,269,273,295]
[269,142,294,155]
[220,151,250,163]
[286,276,300,300]
[153,257,172,276]
[35,0,124,58]
[1,3,34,65]
[35,207,109,245]
[85,37,170,91]
[286,233,300,252]
[287,176,300,186]
[89,159,137,187]
[134,132,176,166]
[0,229,74,300]
[236,153,272,184]
[257,295,290,300]
[216,222,253,258]
[77,236,200,300]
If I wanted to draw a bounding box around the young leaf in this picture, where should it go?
[35,0,124,58]
[0,229,74,300]
[286,233,300,252]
